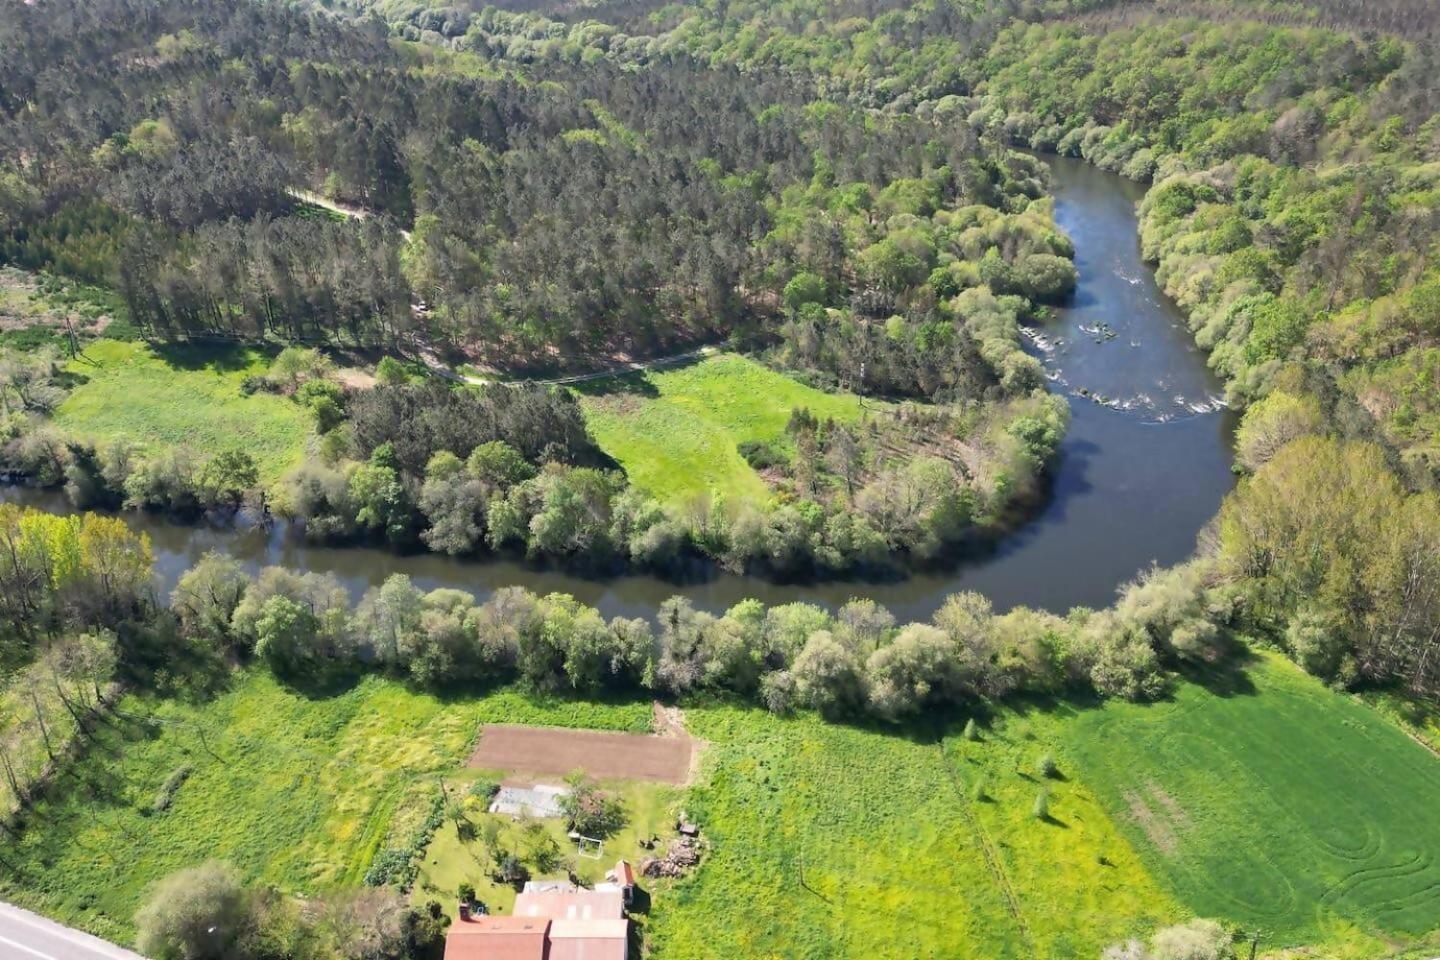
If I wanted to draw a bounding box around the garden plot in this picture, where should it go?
[469,724,695,784]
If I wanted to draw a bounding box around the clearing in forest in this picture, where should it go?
[54,338,311,482]
[575,352,870,506]
[1061,652,1440,946]
[467,723,695,784]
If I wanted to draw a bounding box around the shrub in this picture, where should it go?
[151,764,192,814]
[737,440,788,471]
[962,718,979,741]
[1037,753,1058,779]
[1032,788,1050,820]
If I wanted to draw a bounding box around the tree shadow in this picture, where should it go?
[273,665,365,700]
[1175,648,1260,699]
[147,340,269,373]
[569,370,661,400]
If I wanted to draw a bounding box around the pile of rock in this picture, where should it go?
[639,836,702,879]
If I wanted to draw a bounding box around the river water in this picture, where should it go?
[1,157,1237,622]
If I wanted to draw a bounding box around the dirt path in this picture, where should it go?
[286,187,412,241]
[456,345,718,387]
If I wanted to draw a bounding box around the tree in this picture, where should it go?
[350,448,417,547]
[353,574,425,666]
[558,772,625,838]
[865,624,961,719]
[791,630,865,718]
[172,552,251,650]
[1233,390,1322,473]
[253,594,324,678]
[135,862,262,960]
[198,450,259,511]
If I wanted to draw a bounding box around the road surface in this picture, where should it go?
[0,901,145,960]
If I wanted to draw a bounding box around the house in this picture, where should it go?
[443,916,549,960]
[514,886,624,924]
[445,864,633,960]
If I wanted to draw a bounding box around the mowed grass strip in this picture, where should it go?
[576,353,869,506]
[0,672,651,945]
[1058,653,1440,948]
[54,339,312,483]
[646,704,1176,960]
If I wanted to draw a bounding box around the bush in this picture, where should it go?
[1037,753,1057,779]
[151,764,192,814]
[737,440,788,471]
[1032,788,1050,820]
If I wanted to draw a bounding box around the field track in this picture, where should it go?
[469,724,694,784]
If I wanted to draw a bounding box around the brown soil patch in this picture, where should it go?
[469,724,695,785]
[1146,781,1191,828]
[334,367,378,390]
[1124,788,1179,856]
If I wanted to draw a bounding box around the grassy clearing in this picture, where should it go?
[575,353,870,506]
[0,672,650,945]
[646,704,1177,960]
[414,776,680,917]
[54,339,312,483]
[1058,653,1440,952]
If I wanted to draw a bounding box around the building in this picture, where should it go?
[442,916,549,960]
[444,866,632,960]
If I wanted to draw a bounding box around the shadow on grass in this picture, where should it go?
[569,370,662,400]
[1175,646,1261,699]
[149,340,271,373]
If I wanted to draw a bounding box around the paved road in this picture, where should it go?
[0,902,145,960]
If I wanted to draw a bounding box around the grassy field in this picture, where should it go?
[9,655,1440,957]
[646,704,1179,960]
[1058,653,1440,953]
[576,353,870,506]
[0,672,650,945]
[54,339,312,483]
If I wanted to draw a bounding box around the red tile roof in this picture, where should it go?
[443,915,549,960]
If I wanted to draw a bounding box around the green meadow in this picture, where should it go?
[1057,653,1440,951]
[646,704,1179,960]
[576,353,870,506]
[5,655,1440,958]
[54,339,312,483]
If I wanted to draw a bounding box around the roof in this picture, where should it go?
[547,919,629,960]
[612,860,635,888]
[490,784,570,819]
[513,888,624,922]
[443,916,549,960]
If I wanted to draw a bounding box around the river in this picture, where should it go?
[1,157,1237,622]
